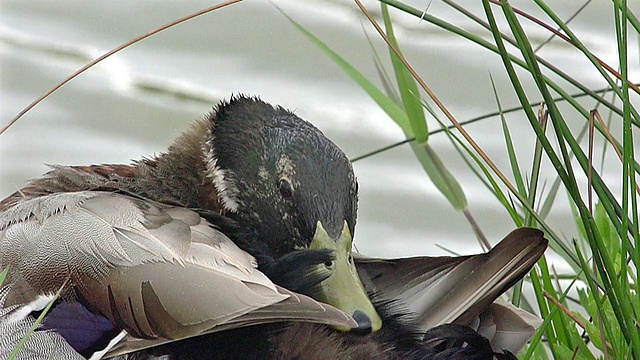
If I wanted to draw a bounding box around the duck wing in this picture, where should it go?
[474,298,543,353]
[0,191,355,356]
[354,228,547,351]
[104,286,347,358]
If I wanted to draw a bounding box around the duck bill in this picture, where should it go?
[308,221,382,333]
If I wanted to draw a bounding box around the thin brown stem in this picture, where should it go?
[543,291,586,329]
[1,0,242,136]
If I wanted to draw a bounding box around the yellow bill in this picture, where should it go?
[308,221,382,333]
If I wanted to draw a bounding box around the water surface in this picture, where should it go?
[1,1,637,264]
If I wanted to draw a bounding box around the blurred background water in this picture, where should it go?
[1,0,638,263]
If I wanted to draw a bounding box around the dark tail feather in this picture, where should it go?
[424,323,517,360]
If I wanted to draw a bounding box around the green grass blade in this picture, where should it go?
[489,74,526,197]
[364,27,402,106]
[0,267,7,286]
[8,282,66,359]
[537,178,561,221]
[279,8,412,136]
[409,141,467,210]
[424,101,523,224]
[381,4,429,144]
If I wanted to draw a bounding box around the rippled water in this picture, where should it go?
[1,1,637,261]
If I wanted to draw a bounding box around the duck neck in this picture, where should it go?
[133,120,221,210]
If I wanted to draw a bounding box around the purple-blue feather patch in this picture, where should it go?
[41,301,115,352]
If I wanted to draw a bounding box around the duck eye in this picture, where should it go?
[278,179,294,200]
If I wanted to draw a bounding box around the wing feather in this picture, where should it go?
[355,228,547,340]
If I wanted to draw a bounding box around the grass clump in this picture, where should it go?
[290,1,639,358]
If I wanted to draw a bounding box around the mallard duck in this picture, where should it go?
[0,96,547,359]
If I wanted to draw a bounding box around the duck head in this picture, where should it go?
[201,96,381,333]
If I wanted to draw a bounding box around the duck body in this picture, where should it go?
[1,96,372,356]
[0,189,358,356]
[0,96,547,359]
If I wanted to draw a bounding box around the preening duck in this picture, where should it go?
[0,96,547,359]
